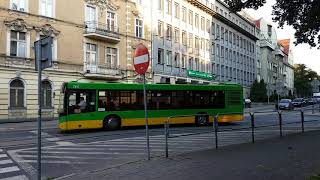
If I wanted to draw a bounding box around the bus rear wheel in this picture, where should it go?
[103,115,121,131]
[195,113,209,126]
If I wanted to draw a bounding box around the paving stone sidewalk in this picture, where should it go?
[60,130,320,180]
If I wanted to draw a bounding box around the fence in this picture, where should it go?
[164,104,320,158]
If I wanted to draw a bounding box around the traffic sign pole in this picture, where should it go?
[143,74,150,160]
[133,43,151,160]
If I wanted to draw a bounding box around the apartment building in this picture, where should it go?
[255,18,295,98]
[151,0,259,97]
[0,0,151,120]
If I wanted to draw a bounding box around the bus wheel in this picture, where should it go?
[195,113,209,126]
[104,115,121,131]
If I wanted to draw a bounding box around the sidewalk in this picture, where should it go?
[62,130,320,180]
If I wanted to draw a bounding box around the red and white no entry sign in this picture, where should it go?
[133,43,150,75]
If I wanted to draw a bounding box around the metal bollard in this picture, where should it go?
[214,115,219,149]
[278,111,283,137]
[164,118,169,158]
[301,110,305,133]
[250,112,255,144]
[313,103,315,114]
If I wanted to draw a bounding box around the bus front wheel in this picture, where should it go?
[103,115,121,131]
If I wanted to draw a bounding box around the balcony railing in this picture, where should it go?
[84,21,120,42]
[84,64,122,80]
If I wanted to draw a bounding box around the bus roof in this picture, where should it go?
[65,81,242,91]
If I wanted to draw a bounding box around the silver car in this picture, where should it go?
[278,99,294,110]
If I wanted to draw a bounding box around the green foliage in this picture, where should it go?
[224,0,320,48]
[294,64,320,97]
[250,79,268,102]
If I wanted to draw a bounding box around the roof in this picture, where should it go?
[278,39,290,55]
[65,82,243,91]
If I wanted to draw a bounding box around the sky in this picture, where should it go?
[245,0,320,75]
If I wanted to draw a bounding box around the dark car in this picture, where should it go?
[277,99,294,110]
[292,98,307,107]
[308,98,317,105]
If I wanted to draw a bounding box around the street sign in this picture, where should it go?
[133,43,150,75]
[133,43,150,160]
[35,36,53,71]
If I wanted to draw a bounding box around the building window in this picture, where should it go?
[41,80,52,108]
[188,57,193,70]
[40,0,54,17]
[182,6,187,22]
[10,31,26,57]
[166,24,172,41]
[135,19,143,38]
[105,47,118,68]
[85,5,97,30]
[181,55,186,68]
[166,50,172,65]
[9,79,25,108]
[40,35,56,60]
[188,33,193,48]
[206,20,210,33]
[182,31,187,46]
[85,43,97,68]
[200,17,205,31]
[195,36,199,49]
[195,58,199,71]
[174,2,179,19]
[221,27,224,41]
[188,10,193,25]
[158,0,163,10]
[195,14,199,28]
[158,21,163,37]
[107,11,117,32]
[174,53,179,67]
[212,42,215,55]
[11,0,27,12]
[158,48,164,64]
[166,0,172,15]
[216,24,220,38]
[174,28,179,43]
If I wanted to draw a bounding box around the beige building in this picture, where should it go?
[0,0,151,120]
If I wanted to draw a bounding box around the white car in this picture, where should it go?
[244,99,251,108]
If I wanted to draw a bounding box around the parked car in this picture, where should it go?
[308,98,317,105]
[277,99,294,110]
[244,98,251,108]
[292,98,307,107]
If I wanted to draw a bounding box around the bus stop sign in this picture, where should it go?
[133,43,150,75]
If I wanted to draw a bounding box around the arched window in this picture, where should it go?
[10,79,25,108]
[41,80,52,108]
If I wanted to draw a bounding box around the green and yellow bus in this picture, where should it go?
[58,81,244,131]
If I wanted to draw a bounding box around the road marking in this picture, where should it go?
[46,137,61,141]
[17,160,88,164]
[0,159,13,165]
[0,166,20,174]
[56,141,76,146]
[0,154,8,158]
[0,175,29,180]
[19,151,144,155]
[16,154,131,160]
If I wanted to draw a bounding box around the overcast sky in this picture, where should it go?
[245,0,320,74]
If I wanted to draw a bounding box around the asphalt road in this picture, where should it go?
[0,105,319,180]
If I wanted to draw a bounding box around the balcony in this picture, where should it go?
[84,64,122,80]
[84,21,120,42]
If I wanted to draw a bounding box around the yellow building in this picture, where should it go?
[0,0,151,120]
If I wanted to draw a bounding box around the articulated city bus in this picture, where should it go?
[58,81,244,131]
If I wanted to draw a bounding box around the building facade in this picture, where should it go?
[151,0,259,97]
[0,0,151,120]
[279,39,295,96]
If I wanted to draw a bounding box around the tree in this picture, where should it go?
[250,79,267,102]
[224,0,320,48]
[294,64,319,97]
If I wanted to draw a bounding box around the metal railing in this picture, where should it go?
[164,104,320,158]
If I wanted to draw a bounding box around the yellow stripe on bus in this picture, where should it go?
[59,114,244,130]
[59,120,103,130]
